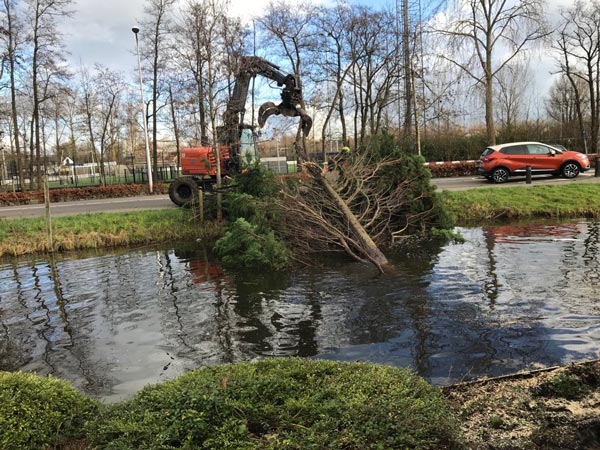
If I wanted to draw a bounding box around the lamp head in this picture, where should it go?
[132,26,139,34]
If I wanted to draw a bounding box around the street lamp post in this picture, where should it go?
[132,26,153,193]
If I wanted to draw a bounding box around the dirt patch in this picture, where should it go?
[444,360,600,450]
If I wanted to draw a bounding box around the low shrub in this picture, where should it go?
[214,218,289,271]
[88,358,461,450]
[0,371,98,450]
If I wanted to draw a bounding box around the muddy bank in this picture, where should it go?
[444,360,600,450]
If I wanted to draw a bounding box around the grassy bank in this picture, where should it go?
[0,209,223,258]
[441,184,600,224]
[5,359,599,450]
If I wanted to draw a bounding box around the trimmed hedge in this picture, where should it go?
[427,161,479,178]
[0,371,98,450]
[0,183,169,206]
[87,358,461,450]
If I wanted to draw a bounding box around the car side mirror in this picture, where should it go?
[549,149,556,156]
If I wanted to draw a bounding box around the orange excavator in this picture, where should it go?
[168,56,312,206]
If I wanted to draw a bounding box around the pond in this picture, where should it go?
[1,220,599,402]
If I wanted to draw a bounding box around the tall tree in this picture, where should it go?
[546,75,589,143]
[173,0,209,144]
[257,0,316,155]
[437,0,547,144]
[554,0,600,166]
[80,66,124,184]
[494,60,531,138]
[26,0,73,188]
[142,0,176,177]
[1,0,26,188]
[346,6,398,145]
[313,3,354,155]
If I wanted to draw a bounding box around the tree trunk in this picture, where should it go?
[169,84,181,174]
[311,166,390,272]
[485,63,496,145]
[5,0,24,190]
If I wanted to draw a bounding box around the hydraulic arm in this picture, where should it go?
[220,56,313,147]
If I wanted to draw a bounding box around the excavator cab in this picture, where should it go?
[238,126,258,166]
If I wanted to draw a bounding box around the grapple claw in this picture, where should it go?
[258,101,313,137]
[258,102,279,128]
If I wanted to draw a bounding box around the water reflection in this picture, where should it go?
[1,220,600,401]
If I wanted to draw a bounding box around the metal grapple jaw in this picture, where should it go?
[258,101,313,137]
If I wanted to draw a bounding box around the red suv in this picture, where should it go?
[478,141,590,183]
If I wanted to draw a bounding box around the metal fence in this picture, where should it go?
[0,165,180,192]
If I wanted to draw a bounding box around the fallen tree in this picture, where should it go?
[277,136,454,273]
[215,135,454,273]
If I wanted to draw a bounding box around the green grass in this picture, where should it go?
[0,209,224,257]
[441,184,600,224]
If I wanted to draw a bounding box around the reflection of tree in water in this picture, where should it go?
[0,263,32,371]
[0,256,106,392]
[46,255,106,391]
[344,243,449,380]
[168,246,236,364]
[582,221,600,285]
[156,250,195,355]
[482,227,500,306]
[172,242,324,361]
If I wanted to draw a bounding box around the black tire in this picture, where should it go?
[169,177,198,207]
[491,167,510,184]
[561,161,580,179]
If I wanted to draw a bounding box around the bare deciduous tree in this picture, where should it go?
[436,0,548,145]
[1,0,26,188]
[257,0,316,155]
[26,0,73,188]
[80,66,124,184]
[142,0,176,176]
[494,60,531,138]
[554,0,600,164]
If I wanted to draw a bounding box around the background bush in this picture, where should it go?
[88,358,460,450]
[0,371,98,450]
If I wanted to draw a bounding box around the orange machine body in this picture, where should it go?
[180,146,230,176]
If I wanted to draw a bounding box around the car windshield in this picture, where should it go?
[481,148,495,157]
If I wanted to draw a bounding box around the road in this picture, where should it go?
[433,171,600,191]
[0,194,176,219]
[2,173,600,218]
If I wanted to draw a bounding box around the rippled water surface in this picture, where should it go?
[1,221,599,401]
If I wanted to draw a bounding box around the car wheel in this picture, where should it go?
[561,162,580,179]
[491,167,510,183]
[169,177,198,207]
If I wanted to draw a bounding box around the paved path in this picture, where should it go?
[3,173,600,218]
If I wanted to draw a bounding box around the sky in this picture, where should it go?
[66,0,308,75]
[64,0,576,117]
